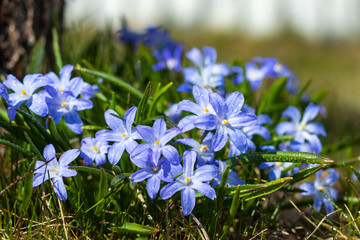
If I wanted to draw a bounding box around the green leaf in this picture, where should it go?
[311,89,327,103]
[243,177,292,201]
[148,82,173,117]
[226,151,333,165]
[0,137,33,157]
[81,125,105,131]
[52,28,63,73]
[29,38,46,73]
[95,169,109,216]
[110,173,129,188]
[288,165,323,185]
[257,77,287,114]
[112,223,158,235]
[71,166,114,181]
[135,81,151,125]
[18,109,52,140]
[220,185,241,240]
[74,65,144,100]
[24,132,45,161]
[47,116,71,151]
[20,158,36,210]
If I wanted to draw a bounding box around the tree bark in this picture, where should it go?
[0,0,65,78]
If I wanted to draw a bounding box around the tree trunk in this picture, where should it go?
[0,0,65,78]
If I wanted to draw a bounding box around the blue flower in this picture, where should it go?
[2,74,52,120]
[33,144,79,200]
[232,65,244,85]
[152,45,183,72]
[177,85,215,132]
[244,62,267,90]
[212,160,244,187]
[276,103,326,154]
[160,150,218,216]
[130,157,182,199]
[253,57,299,93]
[44,65,94,99]
[194,91,257,153]
[164,103,182,125]
[299,169,338,214]
[176,132,215,166]
[44,87,93,134]
[80,137,110,166]
[131,118,181,166]
[178,46,230,92]
[95,107,141,165]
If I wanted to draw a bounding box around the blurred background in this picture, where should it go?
[65,0,360,145]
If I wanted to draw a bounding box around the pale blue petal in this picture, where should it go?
[33,173,48,187]
[228,128,248,154]
[160,128,181,145]
[147,175,161,199]
[108,142,125,165]
[212,125,228,152]
[193,165,218,182]
[302,103,320,124]
[64,112,83,134]
[177,115,197,132]
[160,181,185,199]
[181,187,196,216]
[186,47,203,67]
[59,149,80,167]
[130,143,150,168]
[193,114,217,130]
[228,113,257,128]
[130,168,153,182]
[203,46,217,66]
[304,123,326,136]
[43,144,56,161]
[135,125,156,144]
[276,122,296,136]
[177,99,202,115]
[153,119,167,140]
[161,145,180,165]
[183,150,196,178]
[61,168,77,177]
[225,92,244,117]
[322,169,339,187]
[28,94,48,117]
[59,65,74,84]
[282,106,301,123]
[53,177,67,200]
[298,182,316,195]
[124,106,137,132]
[191,180,216,200]
[104,109,126,132]
[209,92,226,119]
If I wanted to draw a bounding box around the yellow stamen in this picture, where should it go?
[152,167,157,172]
[52,168,56,172]
[201,145,207,151]
[300,124,306,130]
[21,89,27,95]
[202,84,207,88]
[223,119,229,125]
[122,133,127,137]
[320,186,326,191]
[59,88,63,93]
[93,146,98,152]
[276,162,283,166]
[155,140,160,145]
[185,177,190,182]
[61,102,66,107]
[204,108,209,113]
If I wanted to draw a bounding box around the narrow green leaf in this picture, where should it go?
[52,28,63,73]
[0,137,33,157]
[135,81,151,125]
[71,166,114,181]
[18,109,52,140]
[287,165,323,185]
[24,132,45,161]
[29,38,46,73]
[74,65,144,100]
[21,158,36,210]
[243,177,292,201]
[112,223,158,235]
[311,89,327,103]
[95,169,109,215]
[226,151,333,165]
[220,185,241,240]
[47,116,71,150]
[110,91,116,110]
[148,82,173,117]
[81,125,105,131]
[257,77,287,114]
[110,173,129,188]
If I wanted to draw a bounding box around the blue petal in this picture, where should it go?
[228,128,248,154]
[95,154,107,166]
[160,128,181,145]
[0,83,9,102]
[153,119,167,140]
[176,138,200,148]
[181,187,196,216]
[61,168,77,177]
[108,142,125,165]
[147,175,161,199]
[269,168,281,181]
[4,74,22,92]
[59,149,80,167]
[161,145,180,165]
[276,122,296,136]
[104,109,126,132]
[178,115,197,132]
[28,94,48,117]
[313,192,323,212]
[321,169,339,187]
[209,92,227,119]
[33,173,48,187]
[186,47,203,67]
[323,197,334,215]
[259,162,275,169]
[203,46,217,66]
[212,125,228,152]
[177,83,193,92]
[282,106,301,123]
[191,180,216,199]
[131,168,153,182]
[53,177,67,200]
[68,77,84,97]
[130,143,151,168]
[193,114,217,130]
[160,181,185,199]
[298,182,316,195]
[225,92,244,117]
[304,123,326,136]
[177,99,202,115]
[124,107,137,132]
[43,144,56,162]
[183,150,196,178]
[72,98,93,111]
[64,112,83,134]
[135,125,156,144]
[228,112,257,128]
[302,103,320,124]
[193,164,218,182]
[59,65,74,84]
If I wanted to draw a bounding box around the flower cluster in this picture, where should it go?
[0,65,94,134]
